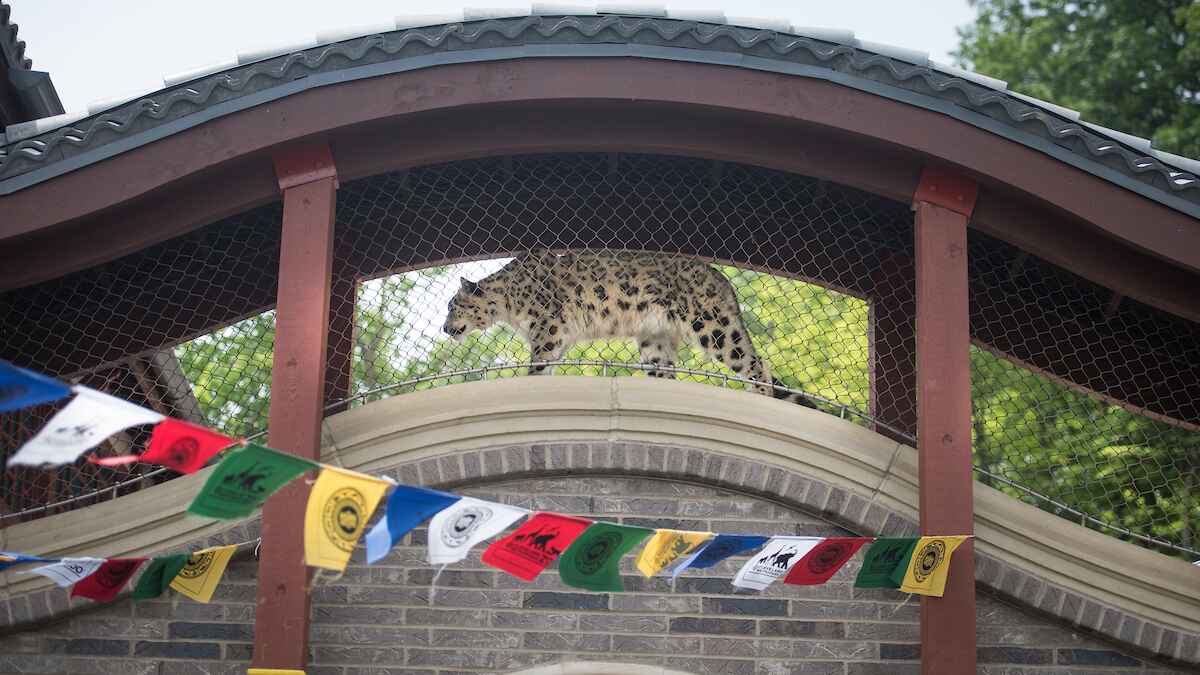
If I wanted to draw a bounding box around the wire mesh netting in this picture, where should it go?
[0,203,283,518]
[967,232,1200,557]
[0,153,1195,560]
[329,154,904,422]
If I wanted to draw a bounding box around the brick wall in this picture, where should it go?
[0,443,1192,674]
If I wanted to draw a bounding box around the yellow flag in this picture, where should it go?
[170,544,237,603]
[304,467,391,571]
[635,529,713,577]
[897,536,968,597]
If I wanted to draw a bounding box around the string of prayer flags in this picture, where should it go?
[71,558,146,603]
[482,512,592,581]
[853,537,918,589]
[784,537,871,585]
[0,361,70,413]
[635,529,712,578]
[187,442,317,520]
[670,534,769,580]
[559,522,652,592]
[365,485,461,564]
[896,536,969,597]
[0,551,51,571]
[170,545,238,603]
[732,536,823,590]
[91,418,233,474]
[8,386,164,467]
[428,497,529,565]
[23,558,104,587]
[304,467,391,571]
[131,555,189,600]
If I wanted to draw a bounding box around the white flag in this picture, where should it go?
[22,558,105,587]
[732,536,823,591]
[7,386,164,466]
[427,497,528,565]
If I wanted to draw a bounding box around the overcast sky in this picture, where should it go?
[12,1,975,112]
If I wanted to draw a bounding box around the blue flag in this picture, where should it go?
[0,361,71,413]
[365,485,461,564]
[0,551,52,571]
[671,534,769,579]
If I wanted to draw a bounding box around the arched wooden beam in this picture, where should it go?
[0,59,1196,323]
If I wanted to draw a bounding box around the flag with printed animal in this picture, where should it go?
[635,528,713,577]
[670,534,769,580]
[854,537,918,589]
[187,443,318,520]
[7,386,163,467]
[732,536,823,590]
[482,512,592,581]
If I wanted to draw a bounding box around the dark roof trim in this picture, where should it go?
[0,2,30,71]
[0,16,1197,221]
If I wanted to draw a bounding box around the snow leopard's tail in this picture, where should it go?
[771,378,817,409]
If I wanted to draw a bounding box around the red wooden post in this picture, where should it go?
[913,165,977,674]
[251,143,339,671]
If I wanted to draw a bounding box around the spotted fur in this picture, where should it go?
[443,250,814,408]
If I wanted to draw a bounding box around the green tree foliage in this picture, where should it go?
[175,311,275,438]
[971,347,1197,554]
[955,0,1200,158]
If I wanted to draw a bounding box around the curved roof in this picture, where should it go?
[0,7,1198,220]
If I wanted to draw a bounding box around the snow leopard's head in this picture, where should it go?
[443,277,497,341]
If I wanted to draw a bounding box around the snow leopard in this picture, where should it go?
[443,250,814,408]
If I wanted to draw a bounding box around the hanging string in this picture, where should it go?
[428,564,446,607]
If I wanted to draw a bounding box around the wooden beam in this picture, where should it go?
[251,143,338,671]
[913,165,977,675]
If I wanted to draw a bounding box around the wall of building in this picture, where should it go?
[0,465,1188,675]
[3,379,1197,674]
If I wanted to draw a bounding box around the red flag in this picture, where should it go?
[482,512,592,581]
[90,419,232,473]
[71,558,147,603]
[783,537,869,585]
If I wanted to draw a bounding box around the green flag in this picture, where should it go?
[187,443,317,519]
[854,537,918,589]
[131,554,189,600]
[558,522,652,592]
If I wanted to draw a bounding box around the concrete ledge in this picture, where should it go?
[2,377,1197,664]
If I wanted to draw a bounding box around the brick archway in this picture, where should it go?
[1,377,1196,668]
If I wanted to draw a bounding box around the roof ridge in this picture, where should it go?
[0,10,1196,204]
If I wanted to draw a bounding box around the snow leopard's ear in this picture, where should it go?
[460,277,484,296]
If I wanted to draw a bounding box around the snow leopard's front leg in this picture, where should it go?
[637,335,678,379]
[527,328,567,376]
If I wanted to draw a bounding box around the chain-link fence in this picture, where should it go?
[0,203,283,519]
[1,153,1195,560]
[967,231,1200,557]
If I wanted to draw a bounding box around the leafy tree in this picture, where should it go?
[175,311,275,438]
[955,0,1200,158]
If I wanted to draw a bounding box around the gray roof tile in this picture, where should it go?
[2,10,1197,209]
